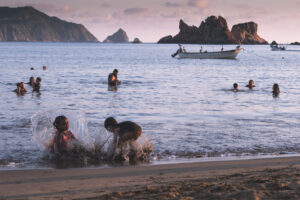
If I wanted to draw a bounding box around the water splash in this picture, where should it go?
[30,110,153,168]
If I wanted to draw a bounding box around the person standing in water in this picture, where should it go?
[104,117,142,159]
[27,77,35,87]
[14,82,27,95]
[272,83,280,97]
[52,115,76,155]
[33,77,42,92]
[108,69,121,86]
[246,80,255,89]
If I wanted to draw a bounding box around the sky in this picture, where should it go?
[1,0,300,43]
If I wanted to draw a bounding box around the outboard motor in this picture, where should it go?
[172,49,179,57]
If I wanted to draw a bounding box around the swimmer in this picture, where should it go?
[272,83,280,97]
[246,80,255,89]
[33,77,42,92]
[27,77,35,87]
[108,69,121,86]
[104,117,142,158]
[30,67,34,70]
[232,83,239,92]
[14,82,27,95]
[52,115,76,155]
[43,66,47,70]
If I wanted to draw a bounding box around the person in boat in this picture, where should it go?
[272,83,280,97]
[246,80,255,89]
[200,46,203,53]
[14,82,27,95]
[221,47,224,52]
[179,44,183,53]
[104,117,142,159]
[27,77,35,87]
[52,115,76,155]
[33,77,42,92]
[183,47,186,53]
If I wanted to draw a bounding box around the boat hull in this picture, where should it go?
[177,48,242,59]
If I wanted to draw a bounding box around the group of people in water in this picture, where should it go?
[20,66,280,163]
[14,66,45,96]
[14,76,42,95]
[231,80,280,97]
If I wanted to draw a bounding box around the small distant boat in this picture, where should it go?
[270,42,286,51]
[172,45,242,59]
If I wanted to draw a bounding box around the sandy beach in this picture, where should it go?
[0,156,300,200]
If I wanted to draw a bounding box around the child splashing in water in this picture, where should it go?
[52,115,76,156]
[104,117,142,162]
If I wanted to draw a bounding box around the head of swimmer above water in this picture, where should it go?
[233,83,238,90]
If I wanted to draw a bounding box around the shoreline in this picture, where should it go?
[1,156,300,199]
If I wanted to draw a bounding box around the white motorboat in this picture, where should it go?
[172,45,242,59]
[270,44,286,51]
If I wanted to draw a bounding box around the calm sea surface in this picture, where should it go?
[0,43,300,169]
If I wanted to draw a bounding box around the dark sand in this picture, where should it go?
[0,156,300,199]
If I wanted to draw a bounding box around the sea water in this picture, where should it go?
[0,42,300,169]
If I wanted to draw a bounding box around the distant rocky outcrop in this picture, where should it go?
[231,22,267,44]
[103,28,129,43]
[291,42,300,45]
[0,6,98,42]
[132,38,142,43]
[158,16,267,44]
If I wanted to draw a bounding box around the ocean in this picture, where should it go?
[0,42,300,169]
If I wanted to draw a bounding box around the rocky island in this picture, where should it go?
[291,42,300,45]
[103,28,129,43]
[132,38,142,43]
[158,16,267,44]
[0,6,98,42]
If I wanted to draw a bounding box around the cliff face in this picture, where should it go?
[0,6,98,42]
[158,16,267,44]
[231,22,267,44]
[103,28,129,43]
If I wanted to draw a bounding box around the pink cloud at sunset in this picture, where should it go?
[1,0,299,43]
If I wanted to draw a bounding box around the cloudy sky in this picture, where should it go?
[1,0,300,42]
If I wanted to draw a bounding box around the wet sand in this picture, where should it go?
[0,156,300,200]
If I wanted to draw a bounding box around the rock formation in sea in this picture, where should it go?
[231,22,267,44]
[103,28,129,43]
[158,16,267,44]
[132,38,142,43]
[291,42,300,45]
[0,6,98,42]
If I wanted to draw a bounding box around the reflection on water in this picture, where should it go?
[0,43,300,169]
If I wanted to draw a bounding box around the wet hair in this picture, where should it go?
[53,115,69,131]
[249,80,253,84]
[113,69,118,74]
[29,77,34,81]
[36,77,42,82]
[16,82,21,87]
[233,83,238,89]
[104,117,118,130]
